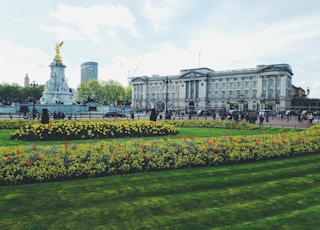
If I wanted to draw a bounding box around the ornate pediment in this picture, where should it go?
[179,71,207,79]
[257,64,293,75]
[130,76,148,83]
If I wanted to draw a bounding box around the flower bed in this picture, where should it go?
[10,120,178,141]
[9,119,256,141]
[1,124,320,185]
[0,119,33,129]
[167,119,258,130]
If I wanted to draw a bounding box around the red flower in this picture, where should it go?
[124,154,129,160]
[16,149,20,155]
[255,140,259,145]
[7,156,12,162]
[25,161,31,166]
[64,142,70,149]
[32,145,36,149]
[36,154,41,160]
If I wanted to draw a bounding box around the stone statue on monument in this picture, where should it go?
[40,41,75,105]
[54,41,64,63]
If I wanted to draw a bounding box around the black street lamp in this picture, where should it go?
[163,77,171,119]
[30,81,38,119]
[239,93,244,111]
[307,87,310,110]
[260,92,266,111]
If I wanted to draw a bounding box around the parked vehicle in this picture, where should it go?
[103,111,127,118]
[229,110,240,115]
[259,110,273,116]
[285,110,298,116]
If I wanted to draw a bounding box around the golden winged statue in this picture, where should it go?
[54,41,64,63]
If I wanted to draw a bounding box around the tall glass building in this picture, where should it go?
[81,62,98,83]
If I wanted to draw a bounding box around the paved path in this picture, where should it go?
[1,113,319,129]
[257,116,318,129]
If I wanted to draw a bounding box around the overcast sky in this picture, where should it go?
[1,0,320,97]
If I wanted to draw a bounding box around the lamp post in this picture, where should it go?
[275,97,280,114]
[30,81,38,119]
[226,98,230,112]
[239,93,244,112]
[307,86,310,110]
[260,92,266,111]
[163,77,171,119]
[151,93,155,109]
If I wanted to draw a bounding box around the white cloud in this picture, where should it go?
[50,3,141,42]
[39,25,85,41]
[0,41,50,86]
[142,0,193,32]
[2,0,320,100]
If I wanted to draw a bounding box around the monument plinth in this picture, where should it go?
[40,41,76,105]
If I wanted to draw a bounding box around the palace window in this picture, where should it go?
[253,90,257,99]
[262,79,267,87]
[253,81,257,88]
[215,91,219,99]
[268,79,274,87]
[229,91,233,98]
[268,89,273,98]
[244,90,249,98]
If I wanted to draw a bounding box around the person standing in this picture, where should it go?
[150,109,157,121]
[259,115,264,126]
[309,113,313,125]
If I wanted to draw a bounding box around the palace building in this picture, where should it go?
[130,64,293,114]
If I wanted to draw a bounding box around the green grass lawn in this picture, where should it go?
[1,126,302,146]
[1,154,319,229]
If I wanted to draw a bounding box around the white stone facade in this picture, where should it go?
[130,64,293,113]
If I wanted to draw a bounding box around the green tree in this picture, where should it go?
[101,80,125,105]
[0,83,44,104]
[76,79,131,105]
[124,85,132,101]
[76,79,103,102]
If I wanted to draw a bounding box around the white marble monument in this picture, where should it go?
[40,41,76,105]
